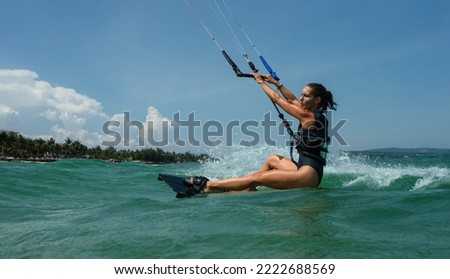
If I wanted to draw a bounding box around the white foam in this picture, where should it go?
[199,145,450,190]
[200,144,287,179]
[412,167,449,190]
[326,151,450,190]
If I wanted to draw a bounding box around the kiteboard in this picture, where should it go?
[157,173,227,198]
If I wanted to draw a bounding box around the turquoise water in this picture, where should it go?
[1,146,449,259]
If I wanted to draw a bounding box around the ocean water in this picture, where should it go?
[1,146,449,259]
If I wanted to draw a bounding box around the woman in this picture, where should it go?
[186,72,337,196]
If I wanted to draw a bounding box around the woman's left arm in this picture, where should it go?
[253,73,308,121]
[263,74,297,103]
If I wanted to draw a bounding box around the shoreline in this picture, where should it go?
[0,156,193,164]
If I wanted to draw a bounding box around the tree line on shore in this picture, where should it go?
[0,130,208,163]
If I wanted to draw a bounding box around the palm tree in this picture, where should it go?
[46,138,56,157]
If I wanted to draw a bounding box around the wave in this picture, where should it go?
[198,145,450,191]
[326,151,449,190]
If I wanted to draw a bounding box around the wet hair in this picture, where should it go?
[307,83,337,113]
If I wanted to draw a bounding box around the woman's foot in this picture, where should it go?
[183,176,209,197]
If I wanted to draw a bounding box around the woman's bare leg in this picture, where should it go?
[204,154,319,191]
[259,154,296,171]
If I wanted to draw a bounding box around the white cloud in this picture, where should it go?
[0,104,19,117]
[0,104,19,132]
[0,69,177,149]
[0,69,108,145]
[146,106,170,132]
[101,106,172,149]
[101,112,140,148]
[42,109,58,121]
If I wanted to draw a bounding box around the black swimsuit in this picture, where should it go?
[295,153,324,184]
[294,112,329,185]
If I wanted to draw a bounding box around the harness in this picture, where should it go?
[294,112,329,166]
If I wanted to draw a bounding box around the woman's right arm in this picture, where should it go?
[253,73,311,122]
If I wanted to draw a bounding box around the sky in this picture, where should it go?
[1,0,449,152]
